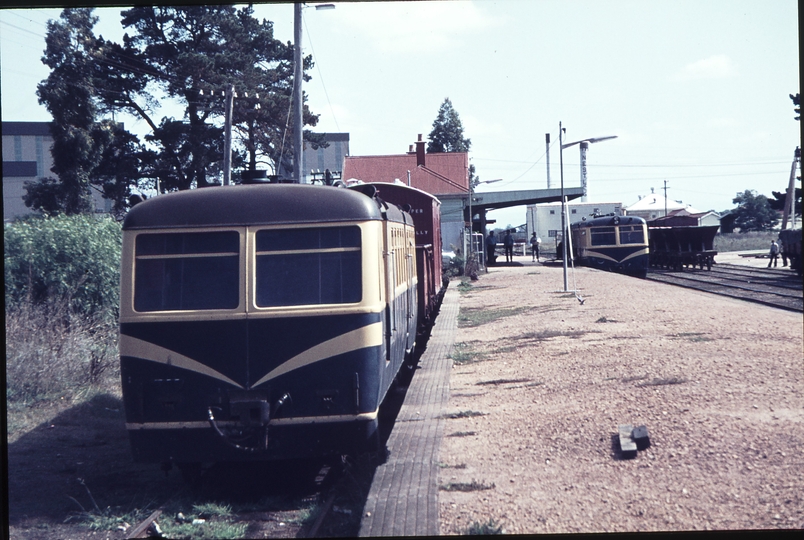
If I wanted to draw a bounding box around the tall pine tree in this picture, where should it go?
[427,98,478,186]
[29,9,112,215]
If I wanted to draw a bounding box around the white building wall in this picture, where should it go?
[3,125,109,221]
[525,201,623,246]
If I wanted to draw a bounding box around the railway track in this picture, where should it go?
[646,262,803,312]
[123,458,348,538]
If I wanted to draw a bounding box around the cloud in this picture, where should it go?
[673,54,738,81]
[333,1,498,54]
[705,117,740,128]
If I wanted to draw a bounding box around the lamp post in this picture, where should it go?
[559,124,617,291]
[293,3,335,184]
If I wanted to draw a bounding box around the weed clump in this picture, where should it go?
[444,410,486,419]
[439,480,495,492]
[466,518,504,535]
[458,306,529,328]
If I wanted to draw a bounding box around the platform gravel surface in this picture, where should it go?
[438,262,803,534]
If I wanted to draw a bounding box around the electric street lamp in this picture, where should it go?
[293,3,335,184]
[558,124,617,291]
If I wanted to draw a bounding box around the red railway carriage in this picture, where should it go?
[349,183,443,326]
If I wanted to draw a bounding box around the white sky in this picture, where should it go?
[1,1,800,228]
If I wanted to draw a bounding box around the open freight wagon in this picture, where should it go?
[648,225,719,271]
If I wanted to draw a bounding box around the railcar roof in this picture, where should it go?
[350,182,442,207]
[572,215,646,228]
[123,184,386,230]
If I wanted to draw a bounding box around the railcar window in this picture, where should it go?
[255,226,361,307]
[590,227,616,246]
[619,225,645,245]
[134,231,239,311]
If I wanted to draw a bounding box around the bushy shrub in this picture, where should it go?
[443,255,465,278]
[4,214,122,322]
[5,214,122,408]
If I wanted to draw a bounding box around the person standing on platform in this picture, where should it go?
[768,240,780,268]
[530,232,541,262]
[486,230,497,266]
[503,230,514,263]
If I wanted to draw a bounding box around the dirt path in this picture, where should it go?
[438,260,803,534]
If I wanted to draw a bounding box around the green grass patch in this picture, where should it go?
[438,462,467,469]
[714,231,779,252]
[458,306,529,328]
[671,332,714,342]
[636,377,688,387]
[515,329,594,342]
[457,279,474,294]
[595,316,619,323]
[65,507,142,533]
[476,378,532,386]
[439,480,495,492]
[466,518,504,535]
[489,344,520,355]
[444,410,487,419]
[450,341,488,365]
[159,520,248,540]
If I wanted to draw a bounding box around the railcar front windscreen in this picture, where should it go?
[134,231,240,311]
[618,225,645,245]
[255,226,362,307]
[590,227,617,246]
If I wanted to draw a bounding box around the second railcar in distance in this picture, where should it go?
[570,215,649,278]
[119,184,418,468]
[349,182,443,327]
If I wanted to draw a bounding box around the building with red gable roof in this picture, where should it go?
[342,134,469,195]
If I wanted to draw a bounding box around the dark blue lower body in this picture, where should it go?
[579,250,649,278]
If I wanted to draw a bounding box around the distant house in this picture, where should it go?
[342,134,469,195]
[717,211,737,233]
[647,208,721,228]
[2,121,111,221]
[625,189,703,221]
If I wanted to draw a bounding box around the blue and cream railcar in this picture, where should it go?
[570,215,649,278]
[119,184,418,465]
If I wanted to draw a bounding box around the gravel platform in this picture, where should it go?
[438,257,803,534]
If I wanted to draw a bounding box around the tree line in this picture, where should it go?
[25,6,326,217]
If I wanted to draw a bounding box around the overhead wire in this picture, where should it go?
[302,10,340,133]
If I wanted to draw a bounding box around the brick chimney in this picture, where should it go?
[415,134,426,167]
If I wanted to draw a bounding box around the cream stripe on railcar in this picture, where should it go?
[581,248,649,264]
[120,322,383,391]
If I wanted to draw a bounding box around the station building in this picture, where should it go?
[342,134,583,261]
